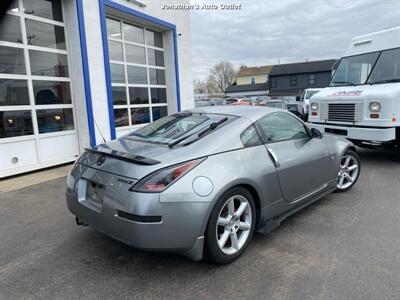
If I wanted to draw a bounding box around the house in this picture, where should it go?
[0,0,193,178]
[225,65,273,98]
[268,59,337,97]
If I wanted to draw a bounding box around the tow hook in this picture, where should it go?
[76,217,89,226]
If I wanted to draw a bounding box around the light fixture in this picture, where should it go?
[369,102,381,112]
[130,158,205,193]
[125,0,146,8]
[310,102,318,111]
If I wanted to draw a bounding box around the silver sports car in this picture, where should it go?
[66,106,360,264]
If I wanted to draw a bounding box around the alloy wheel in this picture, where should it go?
[337,154,359,190]
[216,195,252,255]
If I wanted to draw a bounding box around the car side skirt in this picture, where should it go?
[257,181,337,235]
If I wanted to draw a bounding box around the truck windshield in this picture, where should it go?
[330,47,400,86]
[330,52,379,86]
[367,48,400,84]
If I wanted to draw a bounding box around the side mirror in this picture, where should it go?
[296,96,301,101]
[310,127,323,139]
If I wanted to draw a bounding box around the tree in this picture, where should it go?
[193,79,207,94]
[193,61,237,94]
[205,74,219,94]
[210,61,236,93]
[193,74,219,94]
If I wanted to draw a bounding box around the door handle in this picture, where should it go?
[267,147,280,168]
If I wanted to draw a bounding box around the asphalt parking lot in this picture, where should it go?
[1,149,400,299]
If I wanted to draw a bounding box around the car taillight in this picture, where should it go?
[129,158,206,193]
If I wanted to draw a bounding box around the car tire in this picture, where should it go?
[335,149,361,193]
[205,187,256,264]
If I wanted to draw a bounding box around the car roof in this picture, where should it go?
[187,105,281,122]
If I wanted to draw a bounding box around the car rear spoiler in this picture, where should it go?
[85,146,160,166]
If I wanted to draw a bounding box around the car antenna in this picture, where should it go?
[93,119,107,144]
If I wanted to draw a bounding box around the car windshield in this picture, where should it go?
[367,48,400,84]
[330,52,380,86]
[126,112,234,144]
[266,101,284,108]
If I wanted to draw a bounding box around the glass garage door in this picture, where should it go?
[0,0,78,177]
[106,17,168,137]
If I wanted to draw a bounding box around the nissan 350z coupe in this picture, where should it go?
[66,106,360,264]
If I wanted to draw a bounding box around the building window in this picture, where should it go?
[0,0,75,139]
[270,77,277,88]
[251,77,255,84]
[308,74,316,85]
[290,75,297,87]
[106,17,168,131]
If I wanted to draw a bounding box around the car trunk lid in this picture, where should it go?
[78,139,170,180]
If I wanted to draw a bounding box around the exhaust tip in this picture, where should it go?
[75,217,89,226]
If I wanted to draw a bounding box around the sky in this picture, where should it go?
[190,0,400,80]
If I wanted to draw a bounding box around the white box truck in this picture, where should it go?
[309,26,400,149]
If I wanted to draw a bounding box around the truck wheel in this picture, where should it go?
[335,149,361,192]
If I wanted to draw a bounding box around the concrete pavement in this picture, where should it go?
[0,163,72,193]
[0,149,399,299]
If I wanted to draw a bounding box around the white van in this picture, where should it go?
[309,26,400,149]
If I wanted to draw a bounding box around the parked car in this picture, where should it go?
[256,95,271,102]
[258,99,286,109]
[297,88,322,120]
[225,98,240,105]
[209,98,227,106]
[286,101,304,118]
[194,100,211,107]
[231,98,258,106]
[281,96,297,103]
[66,106,360,264]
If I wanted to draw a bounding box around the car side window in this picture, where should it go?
[240,125,262,147]
[256,112,309,143]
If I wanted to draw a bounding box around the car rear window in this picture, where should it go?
[126,112,236,144]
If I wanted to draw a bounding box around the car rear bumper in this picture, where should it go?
[309,123,396,142]
[66,185,213,261]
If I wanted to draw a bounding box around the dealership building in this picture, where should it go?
[0,0,193,177]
